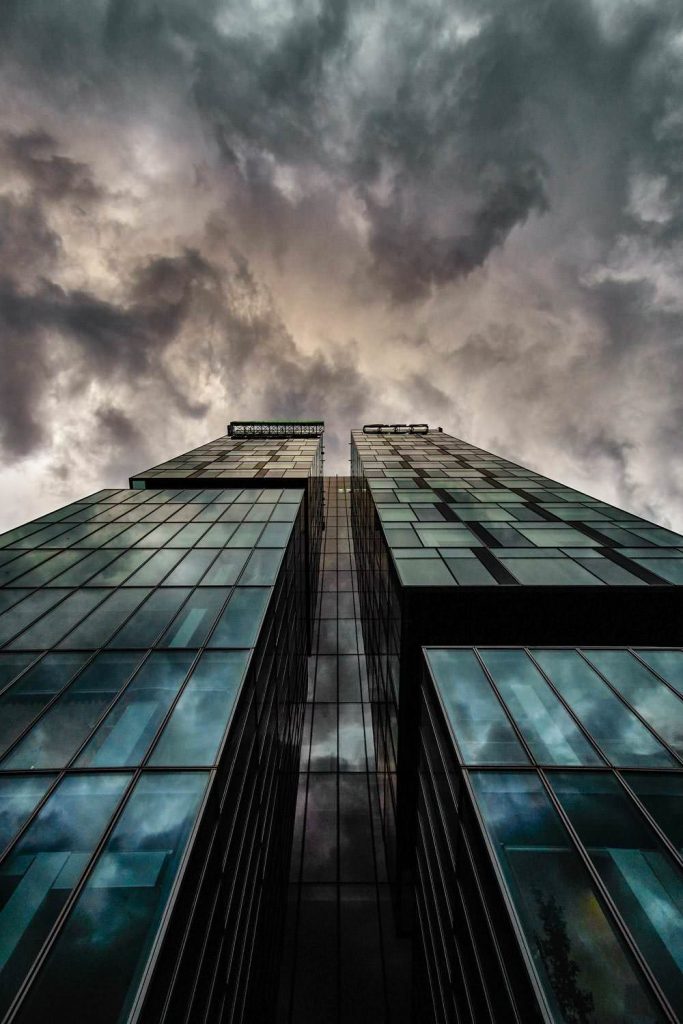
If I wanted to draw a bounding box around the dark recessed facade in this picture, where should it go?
[0,421,681,1023]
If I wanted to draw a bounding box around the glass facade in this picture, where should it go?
[0,461,313,1020]
[2,420,683,1023]
[351,429,683,923]
[418,646,683,1023]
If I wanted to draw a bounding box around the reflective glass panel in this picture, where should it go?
[75,652,195,767]
[0,776,55,852]
[16,772,207,1024]
[150,651,249,765]
[8,590,107,650]
[208,588,271,648]
[425,650,528,764]
[57,589,151,649]
[550,772,683,1016]
[158,588,228,648]
[108,589,191,648]
[2,653,144,770]
[199,549,250,586]
[582,650,683,755]
[0,653,90,758]
[0,774,129,1017]
[533,650,676,767]
[635,651,683,697]
[470,771,664,1024]
[479,649,602,765]
[626,775,683,853]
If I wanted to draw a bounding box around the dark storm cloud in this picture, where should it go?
[1,0,683,526]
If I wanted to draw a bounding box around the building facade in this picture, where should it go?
[0,420,681,1023]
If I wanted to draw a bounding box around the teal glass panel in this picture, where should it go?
[159,589,229,648]
[15,773,207,1024]
[633,559,683,584]
[415,526,478,547]
[208,588,271,648]
[123,550,186,586]
[574,558,646,585]
[57,589,151,649]
[239,548,284,586]
[533,650,676,767]
[107,589,191,649]
[257,523,292,546]
[626,775,683,853]
[582,650,683,756]
[500,558,603,585]
[0,776,55,852]
[75,652,194,767]
[479,649,602,765]
[395,558,454,586]
[0,653,34,690]
[2,551,76,587]
[635,650,683,697]
[0,773,129,1017]
[161,522,209,548]
[550,772,683,1016]
[470,771,664,1024]
[194,523,237,548]
[443,558,496,585]
[2,653,144,770]
[425,650,527,764]
[200,549,250,585]
[8,590,107,650]
[13,551,92,587]
[84,550,152,586]
[0,590,71,647]
[150,650,249,765]
[45,552,120,585]
[0,653,90,757]
[227,522,264,547]
[161,549,218,586]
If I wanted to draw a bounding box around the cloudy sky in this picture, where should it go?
[1,0,683,531]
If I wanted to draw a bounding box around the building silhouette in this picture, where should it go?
[0,422,681,1023]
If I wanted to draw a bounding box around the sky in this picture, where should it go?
[1,0,683,531]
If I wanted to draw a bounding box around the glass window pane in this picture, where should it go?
[47,550,120,587]
[425,650,528,764]
[161,549,218,586]
[57,589,151,649]
[0,653,90,758]
[208,588,271,648]
[0,654,35,691]
[500,558,603,585]
[479,649,602,765]
[75,652,195,767]
[635,651,683,697]
[470,771,664,1024]
[550,771,683,1016]
[200,549,250,586]
[9,590,107,650]
[533,650,676,767]
[16,772,207,1024]
[7,551,84,587]
[84,550,152,586]
[0,773,130,1017]
[0,775,55,852]
[123,550,186,586]
[257,523,292,547]
[239,548,284,586]
[0,591,71,647]
[158,589,229,648]
[194,523,238,548]
[2,653,144,770]
[583,650,683,756]
[107,589,191,649]
[150,650,249,766]
[626,775,683,854]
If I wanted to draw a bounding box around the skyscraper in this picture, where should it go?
[0,421,681,1023]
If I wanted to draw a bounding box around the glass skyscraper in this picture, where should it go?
[0,422,681,1023]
